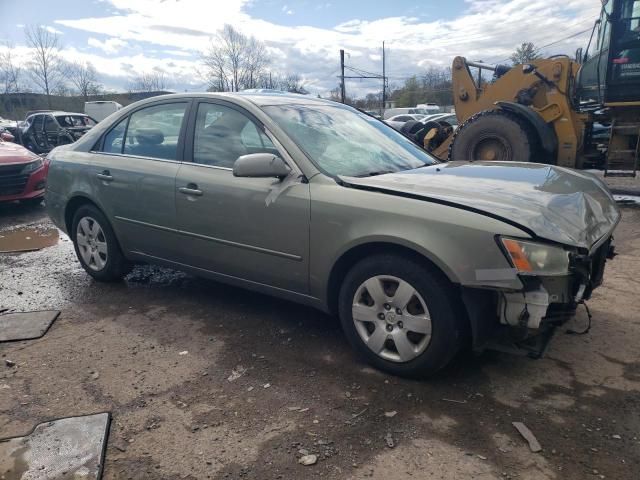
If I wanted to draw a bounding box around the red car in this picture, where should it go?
[0,138,49,205]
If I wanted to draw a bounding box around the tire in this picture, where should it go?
[71,204,132,282]
[338,254,463,378]
[449,109,539,162]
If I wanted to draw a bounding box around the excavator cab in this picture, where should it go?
[578,0,640,104]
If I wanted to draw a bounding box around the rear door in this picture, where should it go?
[174,100,310,293]
[90,100,191,260]
[44,114,60,150]
[31,115,47,151]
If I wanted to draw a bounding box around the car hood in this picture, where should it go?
[340,161,621,250]
[0,141,40,164]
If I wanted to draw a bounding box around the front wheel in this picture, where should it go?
[338,254,463,378]
[71,205,132,282]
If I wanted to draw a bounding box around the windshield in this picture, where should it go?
[56,115,97,128]
[263,104,437,177]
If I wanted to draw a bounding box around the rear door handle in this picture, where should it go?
[97,170,113,182]
[178,183,203,196]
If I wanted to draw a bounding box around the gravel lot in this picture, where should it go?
[1,202,639,480]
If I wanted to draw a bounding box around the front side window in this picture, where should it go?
[193,103,276,168]
[264,104,436,177]
[123,103,187,161]
[56,115,97,128]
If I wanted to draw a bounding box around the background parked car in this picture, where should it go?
[21,111,97,154]
[0,137,48,206]
[84,101,123,122]
[384,113,427,130]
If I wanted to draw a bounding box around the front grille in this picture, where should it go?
[0,164,29,196]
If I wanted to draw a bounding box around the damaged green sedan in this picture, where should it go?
[45,93,620,377]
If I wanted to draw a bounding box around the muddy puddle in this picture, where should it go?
[0,226,59,253]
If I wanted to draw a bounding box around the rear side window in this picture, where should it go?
[122,103,188,160]
[102,117,127,153]
[33,115,44,131]
[44,116,57,132]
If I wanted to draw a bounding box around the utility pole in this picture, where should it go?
[340,49,346,103]
[382,41,386,112]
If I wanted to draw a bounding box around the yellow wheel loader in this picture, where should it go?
[416,0,640,177]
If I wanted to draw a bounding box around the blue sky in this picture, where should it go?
[0,0,601,96]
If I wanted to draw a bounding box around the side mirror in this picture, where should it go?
[522,64,536,74]
[233,153,292,179]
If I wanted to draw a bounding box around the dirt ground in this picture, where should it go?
[1,202,639,480]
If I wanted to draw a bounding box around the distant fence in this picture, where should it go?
[0,91,174,120]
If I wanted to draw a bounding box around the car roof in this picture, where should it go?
[29,111,89,117]
[126,91,341,108]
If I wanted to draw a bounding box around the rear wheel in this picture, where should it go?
[71,205,132,282]
[338,254,463,378]
[449,109,539,162]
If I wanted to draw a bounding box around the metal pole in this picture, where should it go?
[382,41,386,112]
[340,49,346,104]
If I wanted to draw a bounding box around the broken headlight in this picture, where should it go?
[500,237,569,276]
[21,159,44,174]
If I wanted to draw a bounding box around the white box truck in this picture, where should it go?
[84,101,123,122]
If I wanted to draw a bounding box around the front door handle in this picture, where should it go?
[178,183,203,196]
[97,170,113,182]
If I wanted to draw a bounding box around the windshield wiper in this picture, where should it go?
[357,170,395,177]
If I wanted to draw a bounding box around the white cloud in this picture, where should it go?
[87,36,128,54]
[16,0,600,96]
[44,25,64,35]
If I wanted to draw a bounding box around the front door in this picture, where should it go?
[89,100,190,260]
[175,101,310,294]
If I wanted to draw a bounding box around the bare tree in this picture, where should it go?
[130,70,168,92]
[510,42,541,65]
[202,24,269,92]
[276,74,308,94]
[0,45,22,96]
[25,25,65,108]
[69,61,102,100]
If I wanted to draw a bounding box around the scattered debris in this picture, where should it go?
[384,410,397,418]
[0,413,110,479]
[384,432,395,448]
[299,454,318,466]
[512,422,542,452]
[4,359,15,367]
[351,408,368,419]
[227,365,247,382]
[0,310,60,342]
[442,398,467,404]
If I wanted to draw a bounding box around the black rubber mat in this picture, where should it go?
[0,310,60,342]
[0,412,111,479]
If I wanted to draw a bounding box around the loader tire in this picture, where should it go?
[448,109,539,162]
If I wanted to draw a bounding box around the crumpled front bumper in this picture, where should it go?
[462,235,616,357]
